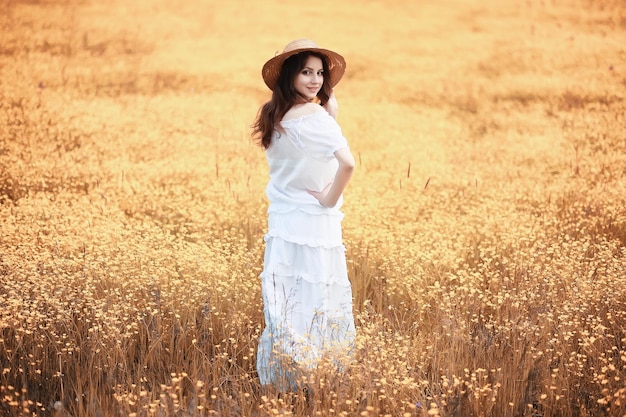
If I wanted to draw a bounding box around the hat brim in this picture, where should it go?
[262,47,346,91]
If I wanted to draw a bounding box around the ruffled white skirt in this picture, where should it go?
[257,207,356,388]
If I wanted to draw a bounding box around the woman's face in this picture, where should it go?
[293,55,324,101]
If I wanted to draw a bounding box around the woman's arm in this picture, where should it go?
[308,147,355,208]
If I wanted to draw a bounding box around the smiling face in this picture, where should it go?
[293,55,325,101]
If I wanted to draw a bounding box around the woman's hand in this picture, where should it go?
[323,89,338,119]
[307,182,334,207]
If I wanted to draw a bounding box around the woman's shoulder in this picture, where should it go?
[281,103,326,122]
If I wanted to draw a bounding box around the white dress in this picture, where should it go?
[257,110,356,388]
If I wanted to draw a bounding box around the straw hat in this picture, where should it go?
[262,39,346,91]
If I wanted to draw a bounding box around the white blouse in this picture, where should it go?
[265,110,349,213]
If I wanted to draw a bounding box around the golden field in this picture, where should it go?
[1,0,625,415]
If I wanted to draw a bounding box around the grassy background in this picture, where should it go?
[1,0,625,415]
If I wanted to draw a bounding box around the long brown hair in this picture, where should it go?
[252,52,332,149]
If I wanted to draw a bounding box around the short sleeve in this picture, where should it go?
[297,111,349,159]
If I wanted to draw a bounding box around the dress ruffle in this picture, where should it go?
[257,268,356,388]
[267,202,345,217]
[262,236,349,286]
[267,207,344,249]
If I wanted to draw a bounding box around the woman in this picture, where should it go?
[252,39,356,389]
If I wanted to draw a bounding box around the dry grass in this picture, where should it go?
[1,0,626,416]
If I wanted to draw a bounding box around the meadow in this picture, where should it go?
[1,0,625,415]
